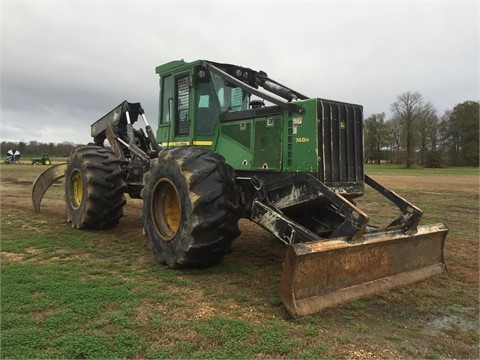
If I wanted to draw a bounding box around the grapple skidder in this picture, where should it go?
[33,59,447,316]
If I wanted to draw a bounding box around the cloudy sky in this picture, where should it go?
[1,0,478,145]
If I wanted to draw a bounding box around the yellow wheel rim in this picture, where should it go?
[152,179,181,241]
[69,169,83,210]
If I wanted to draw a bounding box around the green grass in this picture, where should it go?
[1,272,142,358]
[365,163,479,176]
[336,335,351,344]
[0,224,299,359]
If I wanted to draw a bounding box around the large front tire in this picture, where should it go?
[142,147,240,268]
[65,146,126,229]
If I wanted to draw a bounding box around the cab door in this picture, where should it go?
[157,73,191,147]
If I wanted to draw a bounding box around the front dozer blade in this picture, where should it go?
[280,223,448,317]
[32,163,67,213]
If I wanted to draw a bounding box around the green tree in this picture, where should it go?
[364,113,386,164]
[447,101,479,166]
[18,141,27,154]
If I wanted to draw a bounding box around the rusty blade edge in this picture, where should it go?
[284,263,446,317]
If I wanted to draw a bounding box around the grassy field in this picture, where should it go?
[1,164,478,359]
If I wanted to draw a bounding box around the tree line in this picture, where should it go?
[365,94,479,167]
[1,141,80,158]
[2,94,478,168]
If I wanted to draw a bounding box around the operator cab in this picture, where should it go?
[156,60,252,147]
[155,59,308,172]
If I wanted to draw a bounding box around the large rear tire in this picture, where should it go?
[65,146,126,229]
[142,147,240,268]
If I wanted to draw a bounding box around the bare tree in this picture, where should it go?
[384,117,403,164]
[391,92,424,168]
[417,101,438,165]
[438,110,452,159]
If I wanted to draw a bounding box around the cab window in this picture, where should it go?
[161,76,173,124]
[196,82,219,135]
[211,73,249,113]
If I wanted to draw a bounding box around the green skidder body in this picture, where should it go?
[155,60,364,197]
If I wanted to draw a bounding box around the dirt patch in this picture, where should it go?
[1,251,24,262]
[369,173,479,193]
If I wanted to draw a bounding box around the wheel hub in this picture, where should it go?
[152,179,181,241]
[68,169,83,210]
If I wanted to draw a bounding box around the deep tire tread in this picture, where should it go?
[65,146,126,230]
[142,147,240,268]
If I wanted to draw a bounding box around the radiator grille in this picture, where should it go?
[317,100,364,184]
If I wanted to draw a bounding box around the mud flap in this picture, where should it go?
[32,163,67,213]
[280,223,448,317]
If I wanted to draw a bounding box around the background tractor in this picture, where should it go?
[31,153,51,165]
[33,59,447,316]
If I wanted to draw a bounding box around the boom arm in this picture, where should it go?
[204,62,306,114]
[254,71,309,102]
